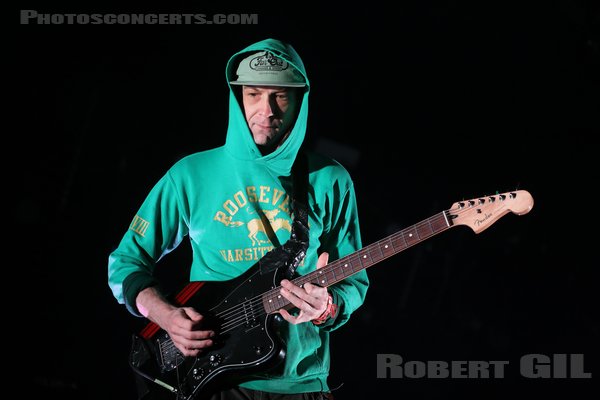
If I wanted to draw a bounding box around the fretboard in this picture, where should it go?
[263,210,452,313]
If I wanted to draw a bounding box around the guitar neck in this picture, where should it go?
[263,210,452,314]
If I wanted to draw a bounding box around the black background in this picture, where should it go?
[12,1,599,399]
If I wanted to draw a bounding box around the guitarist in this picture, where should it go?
[108,38,370,400]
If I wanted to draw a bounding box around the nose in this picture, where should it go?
[257,95,274,117]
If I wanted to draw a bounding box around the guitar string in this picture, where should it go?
[214,200,507,332]
[217,221,439,327]
[215,204,489,332]
[161,199,514,353]
[166,198,516,352]
[164,196,516,356]
[217,250,374,332]
[219,228,443,333]
[162,213,451,351]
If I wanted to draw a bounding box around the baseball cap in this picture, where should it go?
[230,50,306,87]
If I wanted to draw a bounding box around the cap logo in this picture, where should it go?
[249,51,289,72]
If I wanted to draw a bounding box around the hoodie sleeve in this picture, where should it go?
[317,182,369,331]
[107,171,189,317]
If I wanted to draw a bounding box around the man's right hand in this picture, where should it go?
[136,287,215,357]
[158,306,215,357]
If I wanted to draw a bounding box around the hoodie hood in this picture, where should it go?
[224,38,310,176]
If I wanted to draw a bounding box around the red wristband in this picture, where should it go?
[312,292,337,325]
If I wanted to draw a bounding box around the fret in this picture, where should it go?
[404,229,418,246]
[437,212,450,230]
[386,237,395,253]
[329,267,337,283]
[315,269,326,286]
[276,292,285,309]
[376,243,384,258]
[370,246,379,261]
[401,232,408,248]
[427,217,434,235]
[338,262,348,279]
[357,252,365,268]
[442,210,450,227]
[341,259,353,276]
[263,295,273,314]
[417,223,430,238]
[379,238,392,257]
[361,250,370,267]
[338,264,346,279]
[265,292,282,314]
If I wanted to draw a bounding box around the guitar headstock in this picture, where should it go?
[448,190,534,233]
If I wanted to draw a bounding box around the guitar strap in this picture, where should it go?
[259,149,309,279]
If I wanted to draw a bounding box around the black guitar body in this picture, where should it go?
[129,263,288,400]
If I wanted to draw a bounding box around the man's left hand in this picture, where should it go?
[278,252,329,324]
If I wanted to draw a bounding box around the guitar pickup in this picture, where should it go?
[241,300,260,329]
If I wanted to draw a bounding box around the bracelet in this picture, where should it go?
[312,292,337,325]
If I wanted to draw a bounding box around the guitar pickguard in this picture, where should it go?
[130,264,287,400]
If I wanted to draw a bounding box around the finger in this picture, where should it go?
[282,282,326,311]
[171,335,213,356]
[279,308,311,325]
[280,280,309,299]
[280,287,316,314]
[278,309,300,324]
[176,346,200,357]
[289,282,327,310]
[303,282,327,298]
[183,307,204,322]
[317,252,329,269]
[174,318,197,332]
[171,324,214,341]
[177,341,210,358]
[190,338,214,349]
[188,329,216,340]
[173,309,203,331]
[178,337,214,352]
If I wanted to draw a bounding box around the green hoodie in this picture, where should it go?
[108,38,369,394]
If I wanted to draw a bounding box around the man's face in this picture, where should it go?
[242,86,300,148]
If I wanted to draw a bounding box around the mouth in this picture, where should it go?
[255,123,279,131]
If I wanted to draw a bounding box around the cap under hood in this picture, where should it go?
[224,38,310,176]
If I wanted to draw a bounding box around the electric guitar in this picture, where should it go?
[129,190,534,399]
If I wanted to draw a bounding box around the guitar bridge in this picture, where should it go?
[158,332,185,372]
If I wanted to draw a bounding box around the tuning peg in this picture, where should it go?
[478,198,485,204]
[499,194,506,201]
[509,192,517,199]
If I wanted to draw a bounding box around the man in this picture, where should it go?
[108,38,369,399]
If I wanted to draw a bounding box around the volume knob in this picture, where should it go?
[192,367,205,380]
[209,354,222,367]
